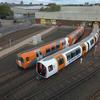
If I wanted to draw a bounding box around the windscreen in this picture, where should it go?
[16,55,24,63]
[37,63,46,77]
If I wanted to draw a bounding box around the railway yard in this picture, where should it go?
[0,25,49,50]
[0,24,100,100]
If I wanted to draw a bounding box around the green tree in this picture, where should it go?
[40,7,45,11]
[0,4,13,19]
[40,3,61,12]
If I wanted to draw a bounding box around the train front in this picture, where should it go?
[16,53,29,69]
[36,58,58,78]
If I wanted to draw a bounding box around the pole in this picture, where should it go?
[9,38,11,47]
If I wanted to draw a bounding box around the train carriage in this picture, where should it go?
[16,25,84,69]
[36,30,99,78]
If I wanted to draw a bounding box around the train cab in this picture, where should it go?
[16,51,37,69]
[36,63,47,77]
[36,58,58,78]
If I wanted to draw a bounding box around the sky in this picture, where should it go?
[0,0,100,4]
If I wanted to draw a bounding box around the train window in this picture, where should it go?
[74,51,76,56]
[46,48,50,53]
[67,54,71,60]
[90,39,94,45]
[38,51,42,56]
[94,36,96,42]
[36,52,39,57]
[48,65,53,72]
[56,41,60,48]
[64,41,66,45]
[71,51,76,58]
[57,56,64,65]
[37,63,46,77]
[87,42,89,50]
[51,46,55,50]
[39,51,42,55]
[62,41,65,45]
[56,44,60,48]
[62,42,64,46]
[17,56,24,63]
[26,57,29,62]
[20,57,24,63]
[62,40,66,45]
[76,49,81,55]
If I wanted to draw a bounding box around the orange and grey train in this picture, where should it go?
[16,26,84,69]
[36,28,99,78]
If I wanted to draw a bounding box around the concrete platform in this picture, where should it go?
[0,27,92,100]
[0,26,57,58]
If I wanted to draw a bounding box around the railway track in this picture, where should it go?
[89,90,100,100]
[0,27,93,100]
[7,39,99,100]
[0,55,86,99]
[23,62,99,100]
[0,67,36,86]
[0,69,21,85]
[0,69,35,97]
[25,55,100,100]
[2,50,99,100]
[1,53,90,99]
[0,26,48,49]
[0,69,16,78]
[0,27,75,73]
[49,64,100,100]
[51,38,100,100]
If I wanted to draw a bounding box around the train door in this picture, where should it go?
[51,42,56,54]
[46,48,51,56]
[54,54,65,71]
[89,38,95,50]
[81,43,87,56]
[36,50,43,60]
[87,42,90,51]
[62,39,66,48]
[94,36,96,43]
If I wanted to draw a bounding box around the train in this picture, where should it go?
[36,26,99,78]
[16,25,84,69]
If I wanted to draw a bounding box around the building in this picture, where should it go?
[11,5,47,22]
[35,5,100,25]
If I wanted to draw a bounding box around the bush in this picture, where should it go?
[0,4,13,19]
[40,3,61,12]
